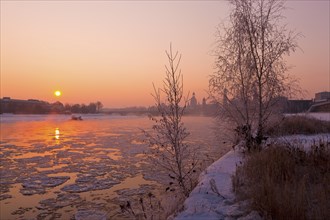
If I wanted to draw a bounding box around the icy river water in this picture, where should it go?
[0,114,230,219]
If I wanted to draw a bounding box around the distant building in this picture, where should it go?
[202,97,207,107]
[282,91,330,113]
[284,99,313,113]
[315,91,330,102]
[190,92,197,108]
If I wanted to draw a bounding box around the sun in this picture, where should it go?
[54,90,61,97]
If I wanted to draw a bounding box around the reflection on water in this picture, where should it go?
[0,114,229,219]
[55,128,60,140]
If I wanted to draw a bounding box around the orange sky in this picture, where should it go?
[1,1,329,107]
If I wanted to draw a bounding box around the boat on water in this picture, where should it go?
[71,115,83,121]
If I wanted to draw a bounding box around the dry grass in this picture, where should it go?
[118,191,187,220]
[232,141,330,220]
[266,115,330,136]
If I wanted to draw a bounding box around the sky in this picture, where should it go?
[1,1,329,108]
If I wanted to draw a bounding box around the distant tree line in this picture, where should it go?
[63,101,103,114]
[0,98,103,114]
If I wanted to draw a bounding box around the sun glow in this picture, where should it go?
[54,90,61,97]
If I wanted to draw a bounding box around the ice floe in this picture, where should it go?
[62,178,120,193]
[20,175,70,195]
[37,193,82,210]
[75,210,107,220]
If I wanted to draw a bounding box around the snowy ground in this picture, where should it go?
[174,150,262,220]
[175,132,330,219]
[286,112,330,121]
[307,112,330,121]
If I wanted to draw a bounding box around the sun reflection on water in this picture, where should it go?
[55,128,60,140]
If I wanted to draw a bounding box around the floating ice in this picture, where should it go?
[62,178,120,193]
[20,176,70,195]
[11,207,32,215]
[14,156,52,164]
[61,183,91,193]
[38,193,81,210]
[37,212,62,219]
[1,116,220,219]
[75,210,107,220]
[20,187,46,196]
[22,176,70,188]
[76,175,97,183]
[0,194,12,201]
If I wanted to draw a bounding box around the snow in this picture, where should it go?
[305,112,330,121]
[175,132,330,220]
[75,210,107,220]
[275,134,330,151]
[174,150,261,220]
[286,112,330,121]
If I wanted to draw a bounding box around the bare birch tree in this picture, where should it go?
[209,0,299,150]
[144,45,199,197]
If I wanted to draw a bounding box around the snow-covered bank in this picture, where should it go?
[174,113,330,219]
[276,133,330,151]
[174,150,261,220]
[306,112,330,121]
[175,132,330,220]
[286,112,330,121]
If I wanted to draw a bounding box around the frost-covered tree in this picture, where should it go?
[209,0,299,150]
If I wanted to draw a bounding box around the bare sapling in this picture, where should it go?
[144,44,199,197]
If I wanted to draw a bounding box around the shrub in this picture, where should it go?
[266,115,330,136]
[232,141,330,219]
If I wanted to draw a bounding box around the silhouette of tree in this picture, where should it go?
[87,103,97,113]
[51,101,64,113]
[96,101,103,113]
[64,103,72,112]
[71,104,81,113]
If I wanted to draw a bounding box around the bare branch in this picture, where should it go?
[144,45,199,197]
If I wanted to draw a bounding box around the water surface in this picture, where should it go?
[0,114,229,219]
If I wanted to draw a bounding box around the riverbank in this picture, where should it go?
[174,132,330,220]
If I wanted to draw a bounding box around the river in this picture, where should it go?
[0,114,230,219]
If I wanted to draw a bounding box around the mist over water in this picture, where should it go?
[0,114,229,219]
